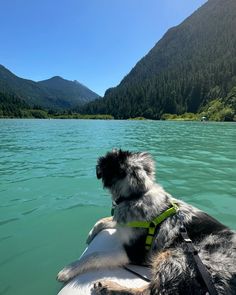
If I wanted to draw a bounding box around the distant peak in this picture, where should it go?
[50,76,64,80]
[73,80,82,85]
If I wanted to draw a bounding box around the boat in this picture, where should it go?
[58,229,151,295]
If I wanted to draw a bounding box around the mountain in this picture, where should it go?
[0,65,99,110]
[38,76,98,106]
[84,0,236,119]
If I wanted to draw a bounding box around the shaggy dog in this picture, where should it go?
[57,149,236,294]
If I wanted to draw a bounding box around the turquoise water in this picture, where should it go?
[0,119,235,295]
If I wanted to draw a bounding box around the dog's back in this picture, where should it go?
[149,201,236,295]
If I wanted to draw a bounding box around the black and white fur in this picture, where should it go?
[57,149,236,294]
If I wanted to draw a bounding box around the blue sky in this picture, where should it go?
[0,0,207,96]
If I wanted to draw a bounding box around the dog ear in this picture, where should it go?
[138,152,155,178]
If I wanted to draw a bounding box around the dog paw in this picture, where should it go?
[92,281,125,294]
[87,224,103,244]
[86,228,97,244]
[87,217,114,244]
[92,281,110,294]
[57,268,74,282]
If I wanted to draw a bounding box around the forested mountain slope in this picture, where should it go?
[84,0,236,119]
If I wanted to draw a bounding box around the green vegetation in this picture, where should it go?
[52,113,114,120]
[1,89,235,122]
[0,92,113,119]
[0,92,30,118]
[161,88,236,122]
[128,117,146,120]
[161,113,200,121]
[196,87,236,121]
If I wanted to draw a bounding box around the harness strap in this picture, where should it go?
[119,202,179,251]
[180,226,218,295]
[112,199,217,294]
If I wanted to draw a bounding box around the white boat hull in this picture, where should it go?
[58,229,150,295]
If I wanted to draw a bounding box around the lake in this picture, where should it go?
[0,119,235,295]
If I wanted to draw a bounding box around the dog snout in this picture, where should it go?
[96,165,102,179]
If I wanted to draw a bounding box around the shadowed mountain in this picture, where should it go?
[38,76,99,106]
[0,65,99,110]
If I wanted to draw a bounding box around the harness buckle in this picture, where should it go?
[184,238,192,243]
[149,221,156,228]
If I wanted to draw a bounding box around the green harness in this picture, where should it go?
[118,202,179,251]
[115,202,218,295]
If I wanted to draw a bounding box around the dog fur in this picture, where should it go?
[57,149,236,294]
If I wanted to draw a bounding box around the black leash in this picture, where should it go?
[123,265,151,283]
[178,212,218,295]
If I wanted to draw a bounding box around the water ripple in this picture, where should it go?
[0,218,19,226]
[0,119,235,295]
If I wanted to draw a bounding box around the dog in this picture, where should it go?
[57,149,236,294]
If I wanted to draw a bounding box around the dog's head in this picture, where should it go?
[96,149,155,199]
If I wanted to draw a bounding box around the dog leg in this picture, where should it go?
[57,249,129,282]
[87,216,116,244]
[150,249,195,294]
[92,281,150,295]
